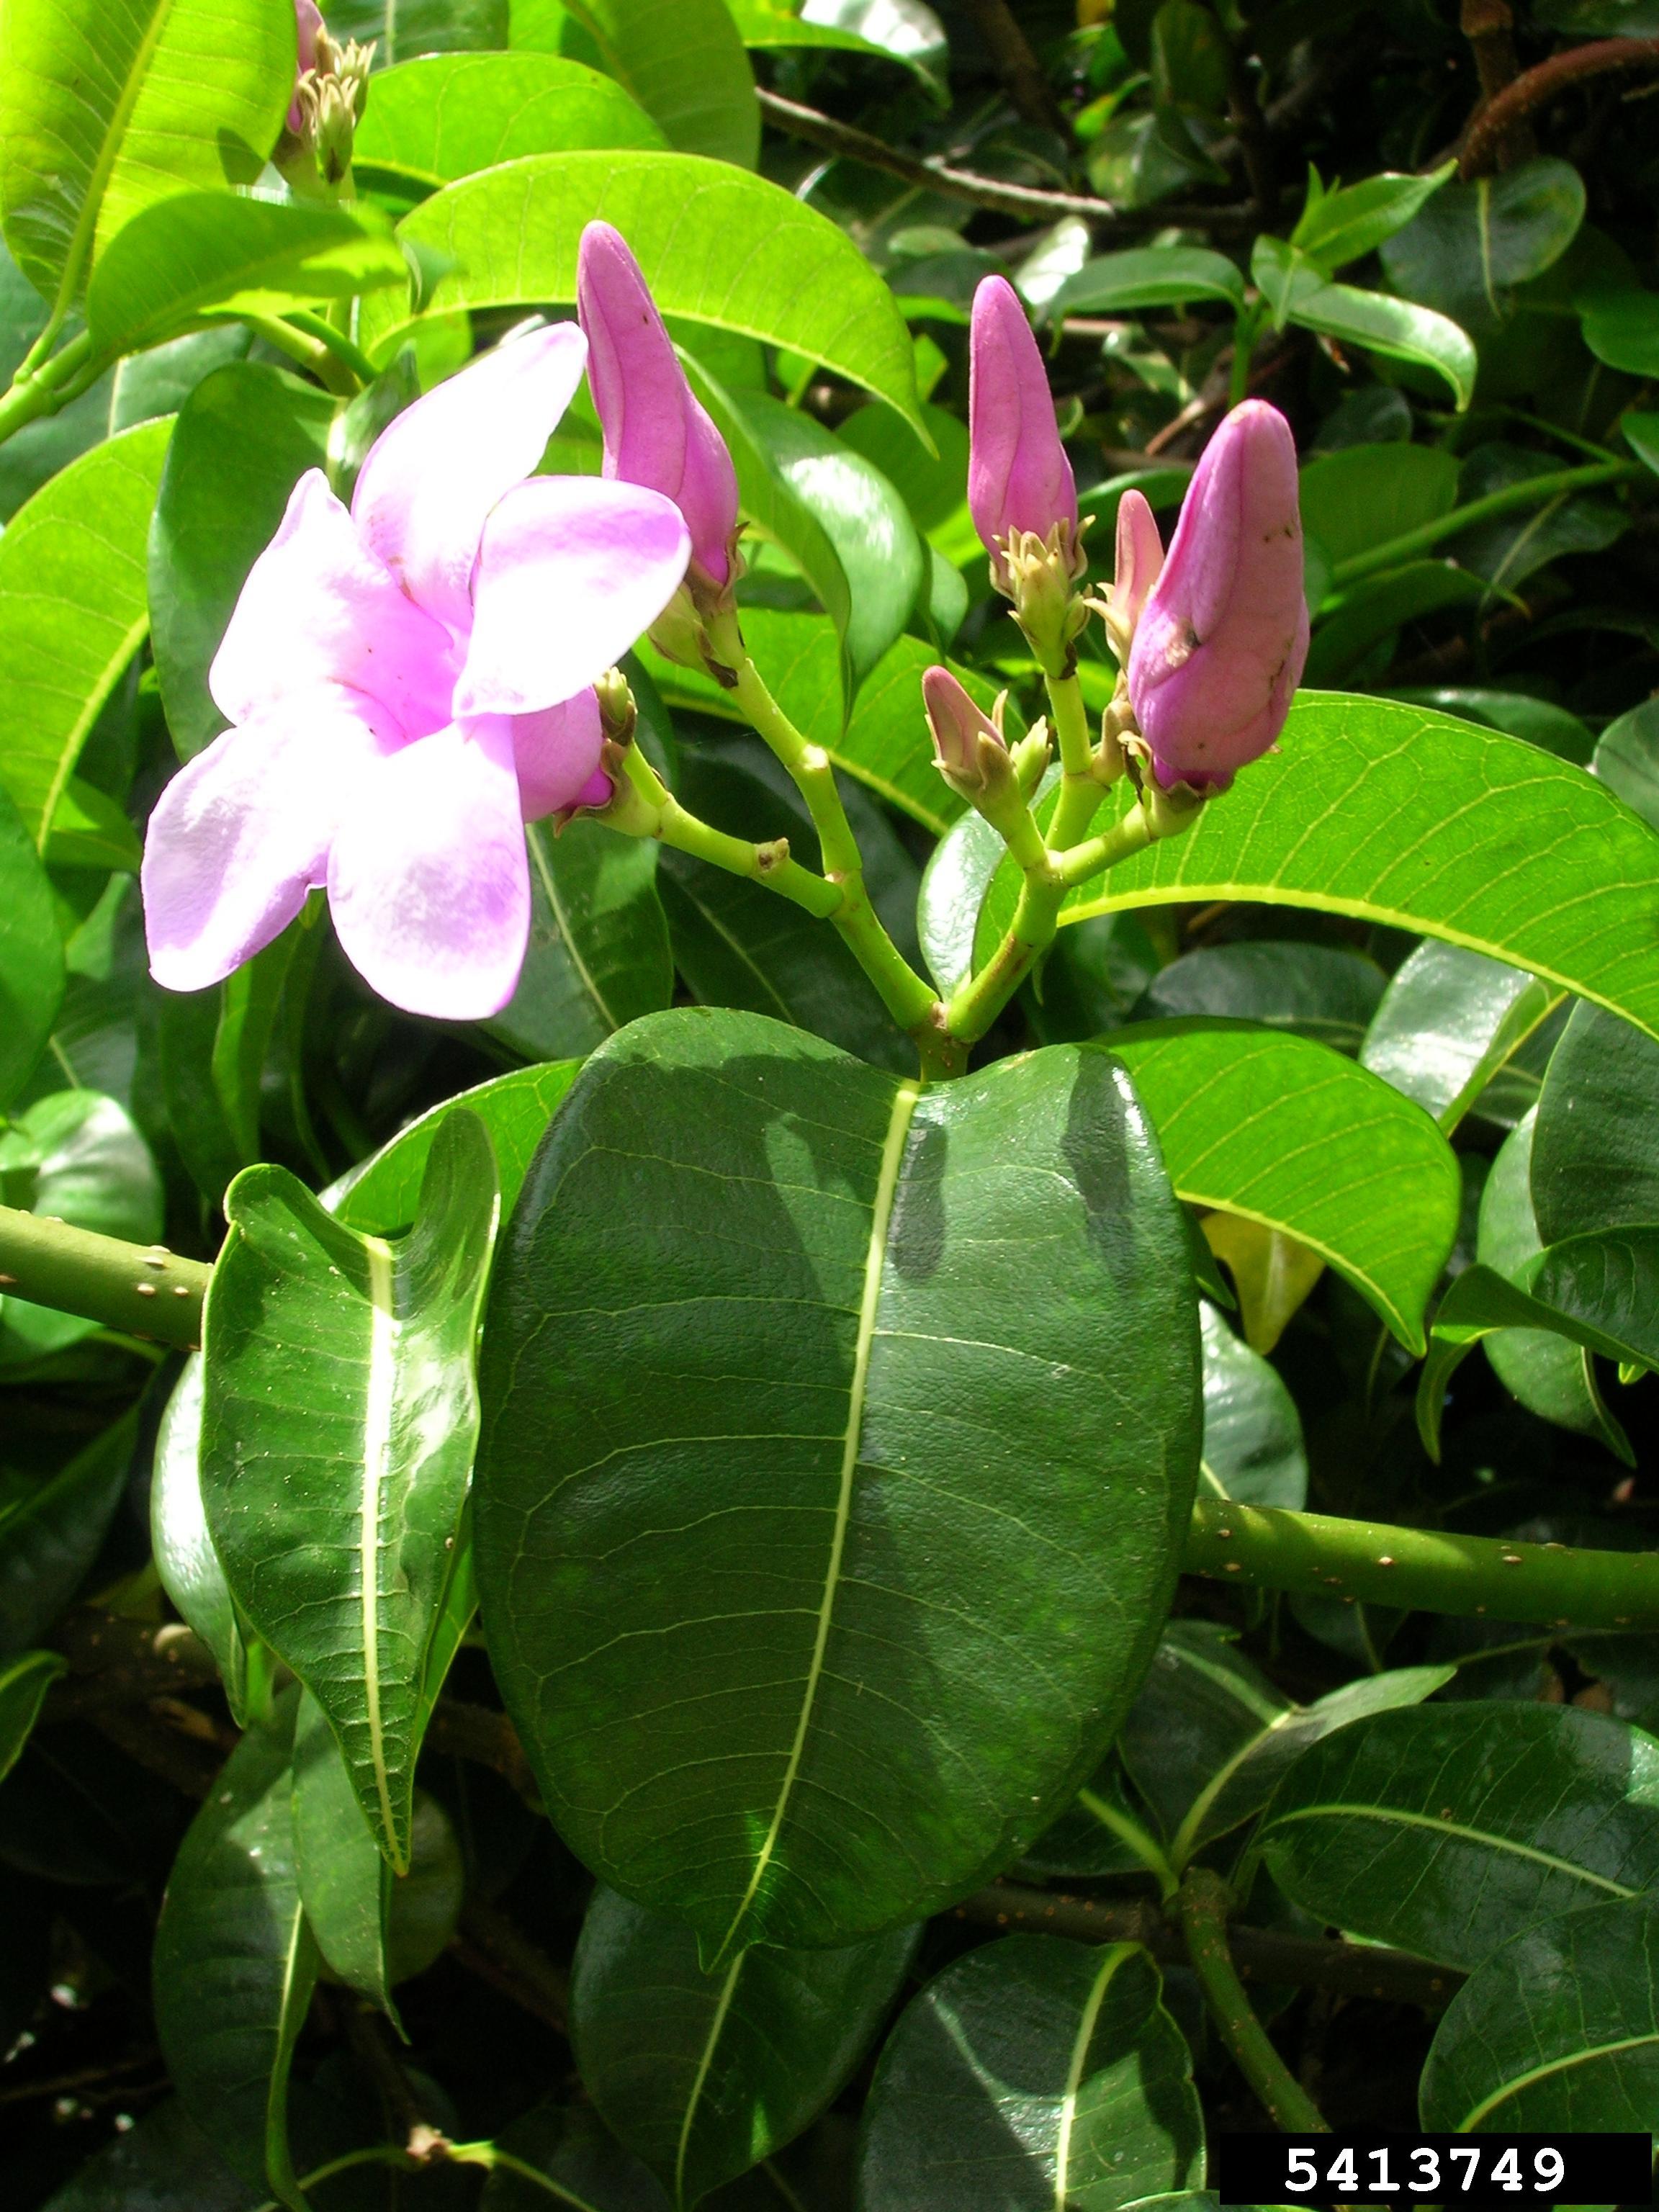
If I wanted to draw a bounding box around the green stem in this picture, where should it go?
[1179,1868,1329,2134]
[1043,667,1101,852]
[1185,1496,1659,1632]
[945,865,1066,1047]
[238,312,359,396]
[0,1205,208,1350]
[655,792,843,919]
[1329,459,1641,588]
[0,331,100,449]
[282,307,375,387]
[1056,801,1155,889]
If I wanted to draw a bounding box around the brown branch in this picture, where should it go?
[1460,1,1535,169]
[453,1898,570,2033]
[962,0,1067,135]
[47,1609,220,1717]
[1461,35,1659,176]
[955,1881,1463,2007]
[756,88,1256,236]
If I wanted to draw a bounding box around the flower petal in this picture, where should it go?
[327,716,530,1020]
[511,689,604,821]
[209,469,457,739]
[351,325,589,634]
[143,690,391,994]
[454,475,689,719]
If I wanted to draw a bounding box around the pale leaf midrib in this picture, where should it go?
[1458,2026,1659,2130]
[1053,1943,1136,2207]
[57,0,177,319]
[1267,1799,1637,1897]
[360,1233,401,1863]
[673,1948,746,2208]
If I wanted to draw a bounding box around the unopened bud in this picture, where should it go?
[968,277,1079,593]
[1011,723,1051,797]
[1002,526,1089,674]
[922,666,1010,801]
[1100,490,1164,664]
[281,11,374,191]
[593,666,637,747]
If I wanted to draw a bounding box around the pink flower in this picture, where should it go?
[1104,488,1164,657]
[577,222,739,588]
[968,275,1078,589]
[1125,400,1309,793]
[922,665,1003,790]
[142,328,690,1020]
[288,0,323,132]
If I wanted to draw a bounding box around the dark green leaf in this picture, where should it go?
[0,1647,66,1781]
[1255,1702,1659,1969]
[1575,277,1659,376]
[1380,159,1586,331]
[479,2102,670,2211]
[1448,443,1627,595]
[1421,1898,1659,2129]
[35,2095,263,2211]
[1048,246,1244,319]
[331,1061,580,1235]
[572,1884,916,2206]
[1198,1301,1308,1510]
[1533,999,1659,1242]
[1137,943,1384,1055]
[0,418,171,844]
[475,1008,1202,1954]
[1593,696,1659,832]
[150,362,335,760]
[202,1113,500,1868]
[152,1356,264,1727]
[859,1936,1203,2211]
[0,1415,136,1658]
[0,1089,162,1357]
[152,1703,318,2206]
[1304,562,1484,685]
[1390,685,1595,763]
[1361,940,1561,1133]
[1298,443,1459,572]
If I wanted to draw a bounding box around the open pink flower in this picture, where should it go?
[142,327,691,1020]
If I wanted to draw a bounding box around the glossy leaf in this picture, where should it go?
[1017,697,1659,1050]
[362,153,922,433]
[0,418,170,845]
[31,2095,264,2211]
[1594,696,1659,832]
[354,51,665,183]
[0,1089,163,1357]
[1304,561,1485,685]
[0,1648,66,1782]
[572,1884,916,2206]
[726,0,947,97]
[557,0,757,166]
[149,363,335,760]
[332,1061,580,1234]
[1361,940,1561,1133]
[1449,441,1627,597]
[475,1008,1202,1954]
[202,1112,500,1869]
[1532,998,1659,1242]
[1254,1701,1659,1970]
[152,1704,318,2207]
[1253,236,1476,409]
[1392,684,1596,763]
[1380,159,1586,331]
[0,0,294,302]
[0,785,63,1111]
[1105,1020,1460,1352]
[1292,166,1455,276]
[1422,1898,1659,2130]
[1476,1110,1630,1458]
[1198,1301,1308,1510]
[0,1416,136,1658]
[1048,246,1244,319]
[1022,1755,1169,1884]
[858,1936,1203,2212]
[85,196,411,361]
[1137,942,1385,1053]
[152,1357,262,1726]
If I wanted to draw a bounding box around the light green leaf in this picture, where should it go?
[354,50,665,183]
[1105,1019,1460,1351]
[1199,1300,1308,1509]
[475,1008,1202,1955]
[1255,1701,1659,1970]
[550,0,757,165]
[86,195,410,361]
[1380,158,1586,331]
[572,1884,917,2206]
[331,1061,580,1234]
[859,1936,1203,2211]
[152,1702,318,2208]
[0,1649,66,1783]
[1048,245,1244,320]
[1533,999,1659,1241]
[361,152,922,433]
[0,418,170,846]
[0,0,295,305]
[201,1112,500,1870]
[1034,696,1659,1049]
[1254,235,1477,409]
[1291,164,1455,277]
[729,0,946,99]
[0,1089,163,1357]
[327,0,509,63]
[1361,939,1562,1134]
[1421,1898,1659,2130]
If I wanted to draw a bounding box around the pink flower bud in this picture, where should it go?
[289,0,323,132]
[577,222,740,589]
[922,665,1004,796]
[968,276,1078,590]
[1125,400,1309,793]
[1107,489,1164,654]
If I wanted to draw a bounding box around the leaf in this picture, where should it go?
[1304,562,1485,685]
[1022,1754,1169,1884]
[485,818,675,1063]
[0,786,64,1111]
[0,0,295,304]
[0,1649,66,1783]
[1252,236,1477,409]
[858,1936,1203,2212]
[0,418,170,846]
[1421,1897,1659,2129]
[1036,696,1659,1050]
[556,0,757,165]
[201,1112,500,1870]
[46,777,143,874]
[474,1008,1202,1955]
[331,1061,580,1234]
[353,51,666,183]
[1048,245,1244,318]
[479,2103,670,2212]
[1380,158,1586,331]
[1391,683,1595,763]
[32,2095,264,2212]
[85,195,411,361]
[0,1089,163,1357]
[1298,442,1460,572]
[152,1357,264,1727]
[0,1417,137,1660]
[1291,165,1455,277]
[1594,696,1659,832]
[1254,1701,1659,1970]
[1475,1110,1631,1460]
[1448,441,1627,596]
[1198,1300,1308,1510]
[1533,999,1659,1242]
[361,153,923,433]
[726,0,948,99]
[572,1884,917,2206]
[1137,941,1384,1055]
[1200,1211,1323,1354]
[1120,1619,1450,1870]
[149,362,336,760]
[152,1701,318,2207]
[327,0,510,62]
[1360,940,1562,1134]
[1103,1020,1460,1352]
